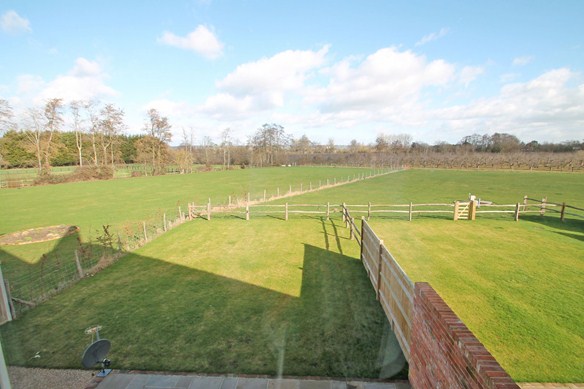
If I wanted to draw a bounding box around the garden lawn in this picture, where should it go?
[0,166,373,285]
[368,218,584,382]
[0,218,391,378]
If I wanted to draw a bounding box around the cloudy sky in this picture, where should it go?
[1,0,583,145]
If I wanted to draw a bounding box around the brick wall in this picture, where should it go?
[409,282,519,389]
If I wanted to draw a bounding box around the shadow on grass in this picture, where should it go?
[520,214,584,243]
[0,239,405,378]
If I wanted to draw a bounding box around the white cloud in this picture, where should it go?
[512,56,534,66]
[416,28,449,46]
[1,10,31,34]
[310,47,455,116]
[432,68,584,141]
[36,58,117,103]
[199,46,329,118]
[158,25,224,59]
[459,66,485,86]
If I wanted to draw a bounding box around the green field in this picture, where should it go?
[0,218,395,378]
[0,166,374,289]
[1,168,583,382]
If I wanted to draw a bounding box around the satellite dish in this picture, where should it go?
[81,325,112,376]
[81,339,111,368]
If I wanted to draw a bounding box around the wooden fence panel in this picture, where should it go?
[361,220,414,362]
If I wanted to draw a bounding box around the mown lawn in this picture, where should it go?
[0,166,374,288]
[0,218,392,377]
[276,169,584,382]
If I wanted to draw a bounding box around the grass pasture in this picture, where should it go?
[0,166,375,297]
[0,218,391,378]
[1,168,583,382]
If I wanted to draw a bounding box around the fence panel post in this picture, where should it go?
[560,202,566,221]
[514,203,520,221]
[285,203,289,221]
[540,197,547,216]
[0,264,13,323]
[74,249,84,278]
[409,202,413,222]
[349,218,354,240]
[376,240,384,301]
[454,201,459,221]
[246,204,250,221]
[368,202,371,221]
[523,195,528,211]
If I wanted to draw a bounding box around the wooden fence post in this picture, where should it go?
[523,195,528,211]
[349,218,354,240]
[454,201,460,221]
[326,202,330,220]
[409,202,413,222]
[560,202,566,221]
[0,264,14,323]
[285,203,289,221]
[376,240,384,301]
[469,200,477,221]
[540,197,547,216]
[143,221,148,242]
[360,217,365,260]
[74,249,84,278]
[368,202,371,221]
[229,195,232,206]
[207,199,212,221]
[342,203,347,224]
[263,189,267,202]
[246,204,250,221]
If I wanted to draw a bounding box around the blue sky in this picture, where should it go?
[1,0,583,145]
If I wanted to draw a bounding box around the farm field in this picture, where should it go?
[280,169,584,382]
[0,166,375,283]
[0,168,583,382]
[0,218,394,378]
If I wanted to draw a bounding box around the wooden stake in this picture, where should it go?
[285,203,289,221]
[263,189,266,202]
[349,218,354,240]
[408,202,413,222]
[540,197,547,216]
[367,202,371,221]
[454,201,460,221]
[376,240,384,301]
[74,249,84,278]
[560,202,566,221]
[514,203,520,221]
[246,204,250,221]
[207,198,212,221]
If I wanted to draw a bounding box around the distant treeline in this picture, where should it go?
[1,128,582,172]
[0,98,582,174]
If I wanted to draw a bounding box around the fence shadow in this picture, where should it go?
[520,214,584,243]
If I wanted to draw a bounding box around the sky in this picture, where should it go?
[1,0,583,146]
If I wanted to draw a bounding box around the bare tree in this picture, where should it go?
[70,100,86,167]
[249,123,290,166]
[99,103,125,166]
[221,128,232,170]
[140,108,172,175]
[0,99,14,134]
[174,127,194,173]
[23,107,46,174]
[42,98,64,173]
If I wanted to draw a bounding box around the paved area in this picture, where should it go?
[93,372,410,389]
